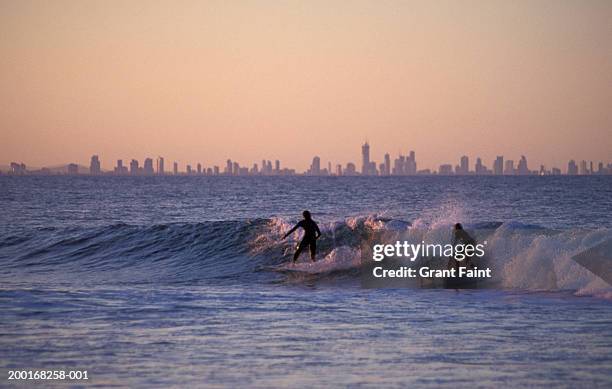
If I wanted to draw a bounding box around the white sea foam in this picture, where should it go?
[259,213,612,299]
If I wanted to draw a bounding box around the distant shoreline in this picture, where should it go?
[2,173,611,177]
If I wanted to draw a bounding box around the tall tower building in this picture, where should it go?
[460,156,469,175]
[517,156,529,175]
[384,153,391,176]
[475,157,484,174]
[89,155,101,175]
[130,159,139,175]
[504,160,514,175]
[579,160,588,175]
[567,160,578,175]
[173,161,178,175]
[311,156,321,175]
[494,156,504,175]
[115,159,128,175]
[157,157,165,175]
[361,142,370,175]
[143,158,154,175]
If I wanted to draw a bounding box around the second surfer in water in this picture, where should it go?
[282,210,321,262]
[448,223,477,270]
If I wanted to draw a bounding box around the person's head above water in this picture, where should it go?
[454,223,463,230]
[303,210,311,220]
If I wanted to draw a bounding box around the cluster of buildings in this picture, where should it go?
[438,155,612,176]
[308,143,612,176]
[4,144,612,176]
[104,156,296,176]
[306,142,418,176]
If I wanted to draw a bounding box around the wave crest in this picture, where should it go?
[1,217,610,298]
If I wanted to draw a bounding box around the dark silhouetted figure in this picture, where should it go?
[453,223,476,246]
[282,210,321,262]
[448,223,476,270]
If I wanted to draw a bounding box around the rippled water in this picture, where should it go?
[1,176,611,387]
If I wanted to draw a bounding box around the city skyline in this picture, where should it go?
[4,141,612,176]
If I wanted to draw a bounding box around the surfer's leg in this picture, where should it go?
[293,240,306,262]
[309,240,316,261]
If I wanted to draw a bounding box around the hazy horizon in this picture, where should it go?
[1,0,611,171]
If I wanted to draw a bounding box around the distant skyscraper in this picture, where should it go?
[539,165,547,176]
[197,163,202,174]
[475,157,484,174]
[310,156,321,175]
[345,162,356,175]
[459,156,469,175]
[494,156,504,175]
[368,161,378,175]
[130,159,139,175]
[384,153,391,176]
[173,161,178,175]
[504,160,514,175]
[143,158,154,175]
[393,155,405,175]
[114,159,127,175]
[213,166,220,175]
[233,162,240,175]
[10,162,27,175]
[226,159,233,175]
[579,160,588,175]
[407,151,417,175]
[275,160,280,173]
[361,142,370,175]
[186,165,192,175]
[157,157,164,175]
[567,160,577,175]
[517,156,529,175]
[89,155,101,175]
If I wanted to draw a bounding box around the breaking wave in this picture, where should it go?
[0,215,610,298]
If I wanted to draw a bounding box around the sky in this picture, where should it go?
[1,0,611,172]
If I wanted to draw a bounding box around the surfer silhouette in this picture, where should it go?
[448,223,476,270]
[282,210,321,262]
[453,223,475,246]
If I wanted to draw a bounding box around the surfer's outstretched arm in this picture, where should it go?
[282,224,299,239]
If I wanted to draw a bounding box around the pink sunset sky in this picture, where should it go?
[1,0,611,171]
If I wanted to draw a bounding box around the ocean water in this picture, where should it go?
[1,176,611,387]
